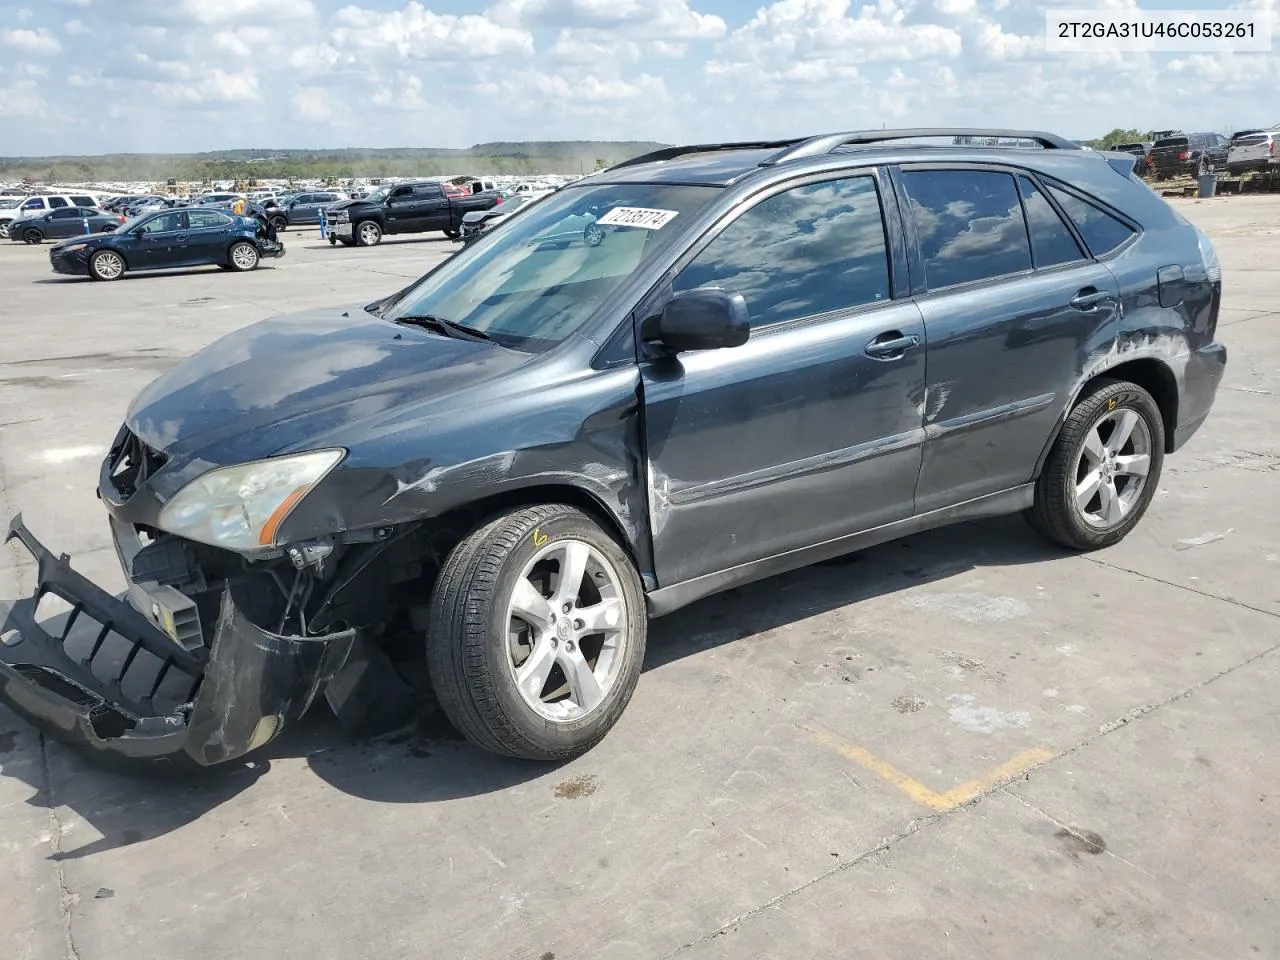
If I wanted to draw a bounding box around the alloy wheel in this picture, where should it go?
[93,251,124,280]
[359,222,381,246]
[504,538,628,722]
[231,243,258,270]
[1072,408,1152,528]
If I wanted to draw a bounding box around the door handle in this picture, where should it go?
[865,331,920,360]
[1069,288,1114,310]
[175,234,188,241]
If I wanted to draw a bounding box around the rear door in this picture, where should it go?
[413,183,450,230]
[185,209,235,264]
[896,166,1121,511]
[641,170,927,586]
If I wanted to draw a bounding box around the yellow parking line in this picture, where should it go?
[801,722,1055,812]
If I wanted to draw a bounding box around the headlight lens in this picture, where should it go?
[60,242,88,253]
[158,450,344,552]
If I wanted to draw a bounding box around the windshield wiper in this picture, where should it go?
[394,314,494,342]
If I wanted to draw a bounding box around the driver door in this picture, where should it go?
[639,171,927,587]
[130,210,190,268]
[384,186,419,233]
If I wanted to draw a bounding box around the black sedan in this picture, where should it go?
[8,207,126,244]
[49,208,285,281]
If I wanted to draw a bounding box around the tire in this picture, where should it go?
[356,220,382,247]
[22,228,43,244]
[88,249,126,281]
[227,241,260,272]
[328,235,337,246]
[444,228,461,240]
[269,216,287,232]
[584,223,605,247]
[1027,379,1165,551]
[426,504,647,760]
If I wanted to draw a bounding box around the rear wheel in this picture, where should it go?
[444,228,461,240]
[426,504,647,760]
[1027,379,1164,550]
[88,249,125,281]
[22,228,43,244]
[356,220,382,246]
[227,241,260,272]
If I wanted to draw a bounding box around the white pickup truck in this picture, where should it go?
[1226,126,1280,175]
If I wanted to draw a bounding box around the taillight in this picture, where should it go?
[1178,150,1190,161]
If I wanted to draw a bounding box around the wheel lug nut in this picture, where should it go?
[573,619,583,630]
[566,640,575,652]
[562,602,572,613]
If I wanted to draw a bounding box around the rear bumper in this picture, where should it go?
[0,516,356,767]
[1173,341,1228,451]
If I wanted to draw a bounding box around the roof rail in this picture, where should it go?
[759,128,1081,166]
[605,139,809,172]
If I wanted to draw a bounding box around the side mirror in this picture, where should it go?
[642,288,750,353]
[132,227,147,237]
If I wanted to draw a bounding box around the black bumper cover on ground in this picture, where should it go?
[0,515,356,767]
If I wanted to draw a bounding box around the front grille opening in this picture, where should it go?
[12,664,103,708]
[107,427,167,500]
[89,702,136,739]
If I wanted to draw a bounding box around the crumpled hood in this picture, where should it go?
[125,306,528,466]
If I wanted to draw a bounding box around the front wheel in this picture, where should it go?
[227,241,260,272]
[356,220,382,246]
[1027,379,1165,550]
[22,228,43,244]
[426,504,647,760]
[88,249,125,281]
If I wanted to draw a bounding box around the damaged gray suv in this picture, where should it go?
[1,129,1226,767]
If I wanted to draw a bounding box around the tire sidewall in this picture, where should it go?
[23,229,42,244]
[1053,382,1165,547]
[357,221,382,246]
[473,510,646,752]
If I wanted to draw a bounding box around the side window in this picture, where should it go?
[672,176,890,329]
[1046,186,1136,257]
[141,211,186,233]
[417,184,444,199]
[901,170,1032,289]
[48,197,69,208]
[22,198,44,210]
[188,210,231,229]
[71,197,95,207]
[52,208,84,220]
[1016,176,1084,268]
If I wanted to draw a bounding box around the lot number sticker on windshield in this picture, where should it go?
[596,207,680,230]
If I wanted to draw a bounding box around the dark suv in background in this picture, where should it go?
[1149,132,1230,178]
[1,129,1226,769]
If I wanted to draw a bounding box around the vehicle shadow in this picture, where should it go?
[33,267,282,284]
[0,515,1063,861]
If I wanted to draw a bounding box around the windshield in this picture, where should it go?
[365,188,390,203]
[0,198,18,209]
[384,182,718,351]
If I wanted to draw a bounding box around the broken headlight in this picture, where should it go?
[157,450,344,552]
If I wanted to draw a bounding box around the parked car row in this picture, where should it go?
[1113,127,1280,179]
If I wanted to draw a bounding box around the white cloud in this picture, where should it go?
[113,0,315,25]
[0,26,62,55]
[294,85,344,122]
[0,79,45,116]
[934,0,976,13]
[490,0,725,39]
[65,18,92,34]
[972,20,1040,60]
[153,68,261,104]
[332,2,533,58]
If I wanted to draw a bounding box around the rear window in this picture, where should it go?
[1232,134,1267,146]
[71,196,95,207]
[1047,186,1136,257]
[1154,137,1189,148]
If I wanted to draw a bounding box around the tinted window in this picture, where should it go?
[1016,177,1084,268]
[140,211,186,233]
[417,184,444,199]
[51,208,85,220]
[902,170,1032,288]
[188,210,232,229]
[22,198,44,210]
[48,197,68,208]
[71,197,95,207]
[1046,186,1136,257]
[672,176,890,329]
[1154,137,1188,149]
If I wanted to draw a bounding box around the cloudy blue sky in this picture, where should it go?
[1,0,1275,156]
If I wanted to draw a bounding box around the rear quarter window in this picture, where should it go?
[1046,185,1137,257]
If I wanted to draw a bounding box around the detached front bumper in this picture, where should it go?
[0,516,356,767]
